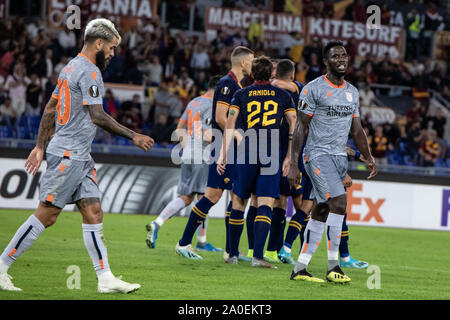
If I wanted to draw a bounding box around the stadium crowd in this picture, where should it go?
[0,0,449,167]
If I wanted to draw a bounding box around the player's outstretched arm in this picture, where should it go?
[25,97,58,175]
[350,117,377,179]
[287,111,310,187]
[88,104,154,151]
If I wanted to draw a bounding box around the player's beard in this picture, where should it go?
[95,50,108,70]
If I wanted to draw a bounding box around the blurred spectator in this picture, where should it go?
[380,3,391,26]
[196,71,209,92]
[121,94,142,114]
[247,15,264,49]
[352,0,366,23]
[27,51,46,78]
[190,44,211,80]
[407,120,426,163]
[279,32,304,61]
[405,9,421,61]
[54,56,68,76]
[45,49,53,78]
[103,89,121,119]
[383,122,400,151]
[151,113,176,146]
[359,82,375,108]
[123,48,142,84]
[442,85,450,101]
[419,130,440,167]
[305,52,322,83]
[58,29,77,57]
[124,25,142,49]
[164,55,176,79]
[119,106,143,133]
[369,125,388,165]
[295,59,309,83]
[178,70,194,92]
[0,45,18,79]
[426,108,447,138]
[406,100,422,125]
[44,72,58,102]
[303,37,322,66]
[25,74,42,116]
[149,81,172,123]
[142,56,163,87]
[0,97,18,127]
[4,64,29,118]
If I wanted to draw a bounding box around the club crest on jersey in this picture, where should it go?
[345,92,353,102]
[89,85,99,98]
[221,86,230,95]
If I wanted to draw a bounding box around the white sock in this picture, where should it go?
[341,256,350,263]
[294,218,325,273]
[0,260,9,273]
[97,270,115,282]
[155,197,186,227]
[326,212,345,271]
[0,214,45,267]
[82,223,111,277]
[196,219,207,244]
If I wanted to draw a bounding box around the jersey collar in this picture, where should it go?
[323,75,345,89]
[78,53,96,66]
[228,70,243,88]
[254,80,270,85]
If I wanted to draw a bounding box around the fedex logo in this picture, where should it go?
[442,190,450,227]
[347,183,385,223]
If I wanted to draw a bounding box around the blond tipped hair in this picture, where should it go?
[84,18,121,44]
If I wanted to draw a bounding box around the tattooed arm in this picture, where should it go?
[88,104,154,151]
[25,97,58,175]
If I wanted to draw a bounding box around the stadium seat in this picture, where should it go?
[435,158,445,168]
[0,125,13,138]
[446,158,450,168]
[15,126,30,139]
[403,155,416,166]
[26,115,40,134]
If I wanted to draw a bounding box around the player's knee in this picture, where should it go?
[204,188,222,204]
[180,194,194,206]
[312,202,329,222]
[329,195,347,214]
[292,195,302,210]
[45,214,59,228]
[300,199,313,213]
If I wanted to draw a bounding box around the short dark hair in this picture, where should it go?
[208,75,221,89]
[252,56,273,81]
[322,40,345,59]
[231,46,254,59]
[276,59,295,80]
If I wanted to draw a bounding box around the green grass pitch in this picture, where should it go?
[0,209,449,300]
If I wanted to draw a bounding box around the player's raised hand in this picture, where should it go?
[287,163,300,188]
[25,146,44,175]
[366,157,378,179]
[132,133,154,151]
